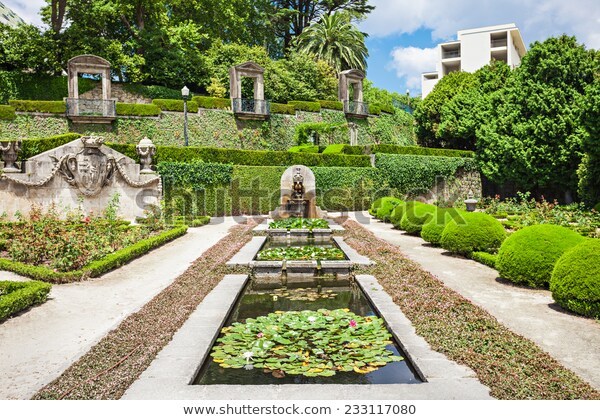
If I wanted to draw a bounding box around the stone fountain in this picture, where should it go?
[270,165,326,219]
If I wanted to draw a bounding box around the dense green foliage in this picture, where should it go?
[256,245,345,261]
[368,197,383,216]
[116,103,161,117]
[476,36,598,198]
[471,251,498,269]
[295,12,368,71]
[8,100,65,114]
[370,144,474,158]
[288,101,322,112]
[399,201,437,234]
[375,154,477,195]
[0,281,52,321]
[152,99,199,113]
[0,71,95,103]
[268,218,329,231]
[375,197,403,222]
[20,133,81,159]
[550,240,600,318]
[578,78,600,206]
[193,96,231,110]
[322,144,346,154]
[440,212,506,254]
[414,71,478,148]
[319,100,343,111]
[389,201,406,226]
[294,121,346,145]
[210,308,401,378]
[420,207,466,245]
[288,145,321,153]
[271,103,296,114]
[121,83,189,100]
[0,105,16,120]
[496,225,586,288]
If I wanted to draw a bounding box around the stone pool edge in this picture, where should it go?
[122,274,491,400]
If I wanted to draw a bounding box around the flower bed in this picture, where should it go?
[256,246,345,261]
[268,218,329,231]
[210,309,402,378]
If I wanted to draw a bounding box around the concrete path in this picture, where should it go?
[352,212,600,391]
[0,218,238,399]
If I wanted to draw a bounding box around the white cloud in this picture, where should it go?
[388,46,437,90]
[361,0,600,48]
[3,0,46,27]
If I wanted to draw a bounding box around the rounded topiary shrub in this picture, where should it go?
[440,212,506,254]
[376,197,403,222]
[550,239,600,318]
[421,207,466,245]
[369,197,384,216]
[399,201,437,234]
[390,202,407,227]
[496,225,585,288]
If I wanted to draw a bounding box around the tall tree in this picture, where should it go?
[272,0,373,50]
[294,11,368,71]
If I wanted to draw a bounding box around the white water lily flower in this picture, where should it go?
[242,351,254,363]
[307,316,317,323]
[244,364,254,370]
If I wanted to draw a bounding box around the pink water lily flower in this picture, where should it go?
[349,320,357,328]
[257,332,264,338]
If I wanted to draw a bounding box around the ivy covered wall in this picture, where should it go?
[0,108,416,150]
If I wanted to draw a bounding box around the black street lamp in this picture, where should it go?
[181,85,190,146]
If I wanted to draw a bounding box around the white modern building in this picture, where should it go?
[0,2,24,27]
[421,24,527,98]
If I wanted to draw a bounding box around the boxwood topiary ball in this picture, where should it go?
[440,212,506,254]
[550,239,600,318]
[496,224,585,288]
[399,201,437,235]
[390,202,407,227]
[369,197,384,216]
[421,207,466,245]
[375,197,403,222]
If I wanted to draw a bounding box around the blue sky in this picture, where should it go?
[4,0,600,96]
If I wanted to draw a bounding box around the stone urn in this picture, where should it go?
[136,137,156,173]
[0,141,22,173]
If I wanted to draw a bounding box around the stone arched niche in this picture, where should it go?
[67,55,116,123]
[338,69,368,118]
[229,61,269,119]
[271,165,325,219]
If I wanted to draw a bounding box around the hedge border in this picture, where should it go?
[318,100,343,111]
[152,99,199,113]
[288,100,321,112]
[371,144,474,158]
[116,103,161,117]
[0,105,16,120]
[193,96,230,110]
[271,103,295,114]
[0,225,188,283]
[0,280,52,322]
[8,100,66,114]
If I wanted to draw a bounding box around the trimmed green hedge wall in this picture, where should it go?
[152,99,199,113]
[288,145,321,153]
[193,96,230,110]
[120,83,187,100]
[8,100,65,114]
[109,144,371,168]
[0,280,52,321]
[288,101,321,112]
[0,71,95,103]
[20,133,81,159]
[0,105,16,120]
[271,103,296,114]
[550,239,600,318]
[371,144,474,158]
[376,153,477,195]
[319,100,343,111]
[116,103,161,116]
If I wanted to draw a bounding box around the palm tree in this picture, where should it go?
[295,12,368,72]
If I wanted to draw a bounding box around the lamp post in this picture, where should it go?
[181,85,190,147]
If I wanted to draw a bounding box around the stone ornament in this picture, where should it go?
[136,137,156,173]
[0,141,22,173]
[55,136,116,197]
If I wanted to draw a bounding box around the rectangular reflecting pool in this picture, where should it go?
[194,276,423,385]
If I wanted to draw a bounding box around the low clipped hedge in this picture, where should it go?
[376,197,403,222]
[369,197,384,217]
[288,145,320,154]
[550,239,600,318]
[421,207,466,245]
[20,133,81,159]
[400,201,437,234]
[288,100,321,112]
[372,144,474,158]
[340,145,364,155]
[0,105,16,120]
[271,103,295,114]
[116,103,161,117]
[322,144,346,154]
[193,96,230,110]
[152,99,199,113]
[441,212,506,255]
[0,225,188,283]
[319,100,343,111]
[471,251,498,269]
[8,100,66,114]
[496,225,586,288]
[0,280,52,321]
[109,143,371,168]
